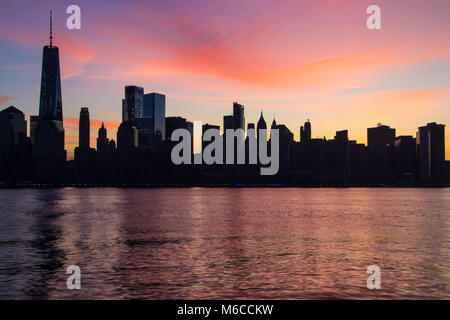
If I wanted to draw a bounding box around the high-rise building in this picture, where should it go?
[367,123,395,172]
[38,12,62,122]
[0,106,32,180]
[257,111,267,141]
[79,107,90,150]
[394,136,416,177]
[141,92,166,141]
[74,107,95,183]
[300,120,311,142]
[233,102,245,130]
[223,115,234,131]
[417,122,445,181]
[334,130,348,169]
[34,12,66,181]
[97,122,108,153]
[124,85,143,122]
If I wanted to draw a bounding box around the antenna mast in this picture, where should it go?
[49,10,53,47]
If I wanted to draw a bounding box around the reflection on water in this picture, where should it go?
[0,188,448,299]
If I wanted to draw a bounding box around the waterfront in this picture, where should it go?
[0,188,448,299]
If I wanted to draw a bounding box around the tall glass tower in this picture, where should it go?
[34,11,66,181]
[39,11,63,122]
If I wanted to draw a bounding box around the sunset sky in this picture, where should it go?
[0,0,449,159]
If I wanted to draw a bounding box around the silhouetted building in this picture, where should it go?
[417,122,445,181]
[257,111,267,141]
[79,107,90,149]
[74,107,95,183]
[117,122,138,152]
[38,13,62,122]
[96,123,116,182]
[0,106,32,180]
[143,92,166,141]
[334,130,348,170]
[34,13,66,182]
[233,102,245,130]
[123,85,143,122]
[394,136,416,179]
[300,120,311,142]
[367,123,395,173]
[224,115,233,131]
[97,122,109,153]
[347,141,368,179]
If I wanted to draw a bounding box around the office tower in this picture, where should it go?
[367,123,395,172]
[224,115,234,131]
[124,85,143,122]
[97,122,109,153]
[277,124,294,142]
[0,106,26,160]
[417,122,445,181]
[347,141,368,178]
[233,102,245,130]
[257,111,267,141]
[139,92,166,146]
[247,123,255,131]
[74,107,95,182]
[117,122,139,151]
[79,107,90,149]
[96,123,114,182]
[0,106,32,180]
[30,115,39,145]
[38,12,62,121]
[34,12,66,181]
[166,116,189,142]
[300,119,312,142]
[394,136,416,177]
[0,106,27,146]
[334,130,348,169]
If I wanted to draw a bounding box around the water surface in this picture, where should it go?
[0,188,448,299]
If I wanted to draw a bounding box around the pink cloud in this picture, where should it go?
[0,95,15,106]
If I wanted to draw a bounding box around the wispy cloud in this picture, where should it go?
[0,95,15,106]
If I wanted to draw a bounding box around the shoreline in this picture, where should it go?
[1,182,449,189]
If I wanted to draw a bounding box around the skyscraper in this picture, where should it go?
[233,102,245,130]
[33,11,66,181]
[367,123,395,172]
[38,11,62,122]
[124,86,144,122]
[79,107,90,150]
[97,122,109,153]
[257,111,267,141]
[223,115,234,131]
[142,92,166,141]
[0,106,32,180]
[417,122,445,181]
[300,120,311,142]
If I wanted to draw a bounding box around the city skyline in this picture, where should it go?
[0,0,449,160]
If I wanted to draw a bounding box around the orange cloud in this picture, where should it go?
[0,95,15,106]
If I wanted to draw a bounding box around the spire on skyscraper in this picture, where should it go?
[49,10,53,47]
